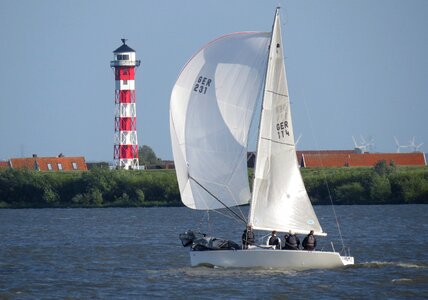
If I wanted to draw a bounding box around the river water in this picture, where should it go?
[0,205,427,299]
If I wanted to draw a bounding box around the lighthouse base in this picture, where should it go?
[115,158,140,170]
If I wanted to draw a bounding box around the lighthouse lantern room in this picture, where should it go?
[110,39,141,169]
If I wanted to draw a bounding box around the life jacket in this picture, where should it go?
[242,230,255,243]
[305,235,315,247]
[269,236,279,245]
[287,235,297,247]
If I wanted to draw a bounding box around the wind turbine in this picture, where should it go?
[408,137,424,152]
[352,135,374,153]
[295,133,302,146]
[352,136,366,153]
[394,137,409,153]
[360,135,375,152]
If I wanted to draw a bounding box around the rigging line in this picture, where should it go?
[212,208,244,222]
[260,137,294,147]
[224,150,251,222]
[231,196,247,223]
[207,210,212,234]
[199,211,214,234]
[188,175,247,225]
[300,100,346,251]
[197,211,208,233]
[265,90,288,98]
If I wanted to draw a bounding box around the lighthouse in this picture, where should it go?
[110,39,141,169]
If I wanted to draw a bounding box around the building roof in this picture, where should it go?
[296,150,355,167]
[113,39,136,53]
[301,152,426,168]
[0,161,9,168]
[9,156,88,171]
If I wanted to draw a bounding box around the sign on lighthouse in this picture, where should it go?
[110,39,141,169]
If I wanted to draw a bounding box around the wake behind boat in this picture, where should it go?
[170,8,354,270]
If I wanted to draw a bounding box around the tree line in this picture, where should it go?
[0,161,427,208]
[303,161,428,205]
[0,168,179,208]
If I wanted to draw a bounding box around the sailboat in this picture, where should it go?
[169,8,354,270]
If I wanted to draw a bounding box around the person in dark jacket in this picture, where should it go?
[284,230,300,250]
[267,230,281,249]
[242,225,255,249]
[302,230,317,251]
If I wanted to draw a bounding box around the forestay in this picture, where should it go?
[170,32,270,210]
[248,11,325,235]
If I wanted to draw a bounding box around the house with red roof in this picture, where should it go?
[300,152,426,168]
[246,150,426,168]
[8,155,88,171]
[0,161,9,169]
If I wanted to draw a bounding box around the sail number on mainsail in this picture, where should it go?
[193,76,212,94]
[276,121,290,138]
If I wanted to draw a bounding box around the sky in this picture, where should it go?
[0,0,427,162]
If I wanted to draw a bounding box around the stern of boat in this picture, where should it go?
[340,255,354,266]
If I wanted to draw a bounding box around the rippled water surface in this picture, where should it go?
[1,205,427,299]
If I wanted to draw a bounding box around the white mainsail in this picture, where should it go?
[170,32,270,210]
[248,10,324,235]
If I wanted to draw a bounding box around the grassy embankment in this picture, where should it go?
[0,164,427,208]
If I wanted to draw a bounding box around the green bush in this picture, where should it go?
[334,182,366,204]
[0,165,427,208]
[369,174,392,203]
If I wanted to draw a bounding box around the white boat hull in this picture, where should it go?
[190,248,354,270]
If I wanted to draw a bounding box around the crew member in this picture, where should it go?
[267,230,281,249]
[242,225,255,249]
[284,230,300,250]
[302,230,317,251]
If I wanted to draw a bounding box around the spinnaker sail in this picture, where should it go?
[170,32,270,210]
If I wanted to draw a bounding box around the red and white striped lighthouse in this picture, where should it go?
[110,39,140,169]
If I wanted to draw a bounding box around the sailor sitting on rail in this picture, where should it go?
[284,230,300,250]
[267,230,281,249]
